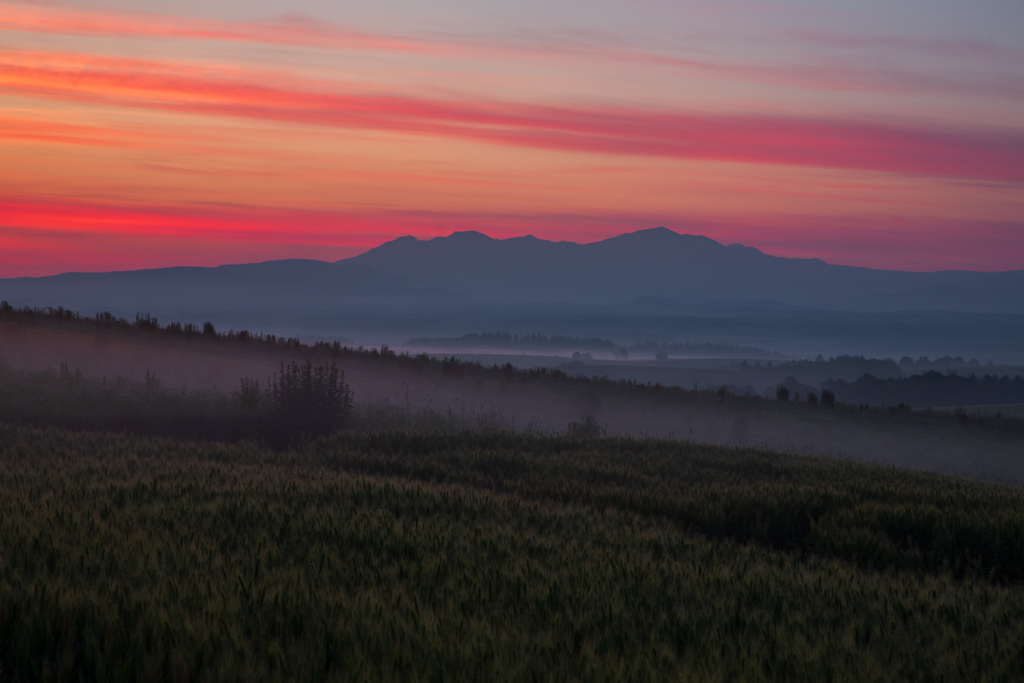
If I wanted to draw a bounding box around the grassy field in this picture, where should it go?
[3,306,1024,680]
[2,423,1024,681]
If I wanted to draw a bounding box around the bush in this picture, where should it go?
[264,361,353,443]
[568,415,605,438]
[776,386,790,402]
[234,377,262,410]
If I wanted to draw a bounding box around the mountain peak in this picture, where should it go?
[602,227,724,251]
[623,226,679,239]
[438,230,493,242]
[638,226,676,236]
[630,227,717,241]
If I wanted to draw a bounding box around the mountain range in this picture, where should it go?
[2,228,1022,358]
[349,227,1024,313]
[2,227,1021,315]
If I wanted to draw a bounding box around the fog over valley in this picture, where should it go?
[3,309,1023,486]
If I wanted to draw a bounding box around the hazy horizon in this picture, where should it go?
[5,227,1024,280]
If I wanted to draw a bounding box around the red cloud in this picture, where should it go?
[4,50,1022,183]
[1,198,360,242]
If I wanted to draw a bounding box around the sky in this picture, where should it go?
[2,0,1023,276]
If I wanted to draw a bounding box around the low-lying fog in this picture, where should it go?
[3,319,1022,487]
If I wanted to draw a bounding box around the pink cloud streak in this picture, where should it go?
[3,50,1023,183]
[0,198,371,244]
[4,3,1022,101]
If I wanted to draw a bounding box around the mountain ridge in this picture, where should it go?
[345,227,1024,312]
[1,228,1021,316]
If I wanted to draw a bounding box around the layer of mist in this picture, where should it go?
[2,317,1021,487]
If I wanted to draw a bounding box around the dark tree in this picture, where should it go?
[776,386,790,402]
[821,389,836,408]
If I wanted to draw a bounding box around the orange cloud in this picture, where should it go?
[0,114,139,148]
[5,2,1021,102]
[3,49,1023,183]
[0,2,428,53]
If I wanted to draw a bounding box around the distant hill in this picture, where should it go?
[1,228,1022,356]
[349,227,1024,313]
[4,228,1020,315]
[0,260,464,313]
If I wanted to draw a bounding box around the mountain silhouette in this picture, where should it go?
[0,259,463,315]
[1,228,1021,319]
[348,227,1024,312]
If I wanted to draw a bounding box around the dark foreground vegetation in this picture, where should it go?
[2,424,1024,681]
[0,360,353,448]
[3,304,1024,679]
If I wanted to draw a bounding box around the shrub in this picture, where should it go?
[264,361,353,443]
[234,377,262,410]
[776,386,790,401]
[568,415,605,438]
